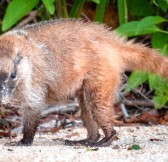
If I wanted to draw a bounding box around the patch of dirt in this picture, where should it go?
[1,126,168,162]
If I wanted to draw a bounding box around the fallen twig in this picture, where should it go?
[41,102,79,118]
[122,99,154,107]
[41,98,155,119]
[120,103,129,118]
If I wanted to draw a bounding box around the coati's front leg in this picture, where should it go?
[20,107,40,145]
[65,90,100,146]
[6,107,40,146]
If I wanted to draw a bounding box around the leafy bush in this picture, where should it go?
[1,0,108,31]
[115,0,168,108]
[0,0,168,108]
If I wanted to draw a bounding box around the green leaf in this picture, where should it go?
[2,0,39,31]
[151,77,168,108]
[95,0,109,22]
[148,33,168,109]
[155,81,168,95]
[117,0,128,25]
[42,0,55,15]
[148,74,168,91]
[70,0,86,18]
[159,44,168,56]
[152,33,168,56]
[155,0,168,12]
[91,0,100,4]
[125,72,148,92]
[166,0,168,5]
[136,16,166,35]
[115,21,162,37]
[128,144,141,150]
[115,21,139,36]
[131,144,141,150]
[115,16,168,37]
[55,0,68,18]
[148,74,160,89]
[153,95,168,109]
[152,32,168,49]
[136,25,162,35]
[127,0,154,17]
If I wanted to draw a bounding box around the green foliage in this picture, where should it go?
[42,0,55,15]
[127,0,154,17]
[1,0,108,30]
[95,0,109,22]
[154,0,168,12]
[115,16,168,37]
[117,0,128,25]
[55,0,68,18]
[115,1,168,108]
[2,0,39,31]
[125,72,148,92]
[91,0,100,4]
[70,0,86,18]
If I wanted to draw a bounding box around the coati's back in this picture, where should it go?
[21,19,168,77]
[14,19,124,100]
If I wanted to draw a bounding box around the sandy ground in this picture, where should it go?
[1,125,168,162]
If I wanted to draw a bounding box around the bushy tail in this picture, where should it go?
[120,42,168,81]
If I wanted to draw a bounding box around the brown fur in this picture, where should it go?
[0,19,168,146]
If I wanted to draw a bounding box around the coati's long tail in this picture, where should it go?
[120,42,168,80]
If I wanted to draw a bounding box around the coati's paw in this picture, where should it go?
[88,131,118,147]
[65,134,101,146]
[65,132,118,147]
[5,138,33,146]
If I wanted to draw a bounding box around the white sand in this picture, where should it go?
[1,125,168,162]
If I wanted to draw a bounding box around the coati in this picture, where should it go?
[0,19,168,147]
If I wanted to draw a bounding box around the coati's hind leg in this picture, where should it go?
[65,90,100,146]
[84,77,118,147]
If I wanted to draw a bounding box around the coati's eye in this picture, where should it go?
[10,71,17,79]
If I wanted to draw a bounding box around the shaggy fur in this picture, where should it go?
[0,19,168,147]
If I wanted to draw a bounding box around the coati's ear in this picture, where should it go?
[13,53,23,65]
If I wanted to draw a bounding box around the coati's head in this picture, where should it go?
[0,41,22,108]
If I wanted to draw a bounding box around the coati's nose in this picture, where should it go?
[0,96,11,108]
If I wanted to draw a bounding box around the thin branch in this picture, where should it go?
[41,102,79,118]
[122,99,154,107]
[120,103,129,118]
[132,88,153,103]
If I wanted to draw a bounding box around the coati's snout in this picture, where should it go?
[0,53,22,108]
[0,71,17,107]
